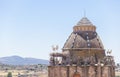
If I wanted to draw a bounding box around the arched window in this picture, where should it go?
[73,73,80,77]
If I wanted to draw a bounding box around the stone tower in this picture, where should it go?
[48,17,115,77]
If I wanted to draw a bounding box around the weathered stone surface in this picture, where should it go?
[48,17,115,77]
[48,66,115,77]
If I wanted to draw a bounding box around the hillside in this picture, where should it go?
[0,56,49,65]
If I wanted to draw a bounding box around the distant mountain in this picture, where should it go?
[0,56,49,65]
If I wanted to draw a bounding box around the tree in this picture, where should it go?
[7,72,12,77]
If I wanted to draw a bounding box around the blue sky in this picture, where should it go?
[0,0,120,62]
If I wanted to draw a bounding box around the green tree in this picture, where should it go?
[7,72,12,77]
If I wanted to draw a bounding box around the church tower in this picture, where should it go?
[48,17,115,77]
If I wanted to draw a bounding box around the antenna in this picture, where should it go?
[84,10,86,17]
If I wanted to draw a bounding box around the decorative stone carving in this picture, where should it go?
[88,66,95,77]
[48,17,115,77]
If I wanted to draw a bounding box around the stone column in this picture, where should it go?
[67,66,69,77]
[88,66,95,77]
[97,65,101,77]
[84,65,88,77]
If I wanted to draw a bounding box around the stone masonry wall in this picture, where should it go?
[48,66,115,77]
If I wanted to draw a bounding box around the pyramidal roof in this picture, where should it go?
[76,17,93,26]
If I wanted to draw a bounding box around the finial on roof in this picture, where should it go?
[84,10,86,17]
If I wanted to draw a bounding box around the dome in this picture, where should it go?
[63,17,104,50]
[63,32,104,49]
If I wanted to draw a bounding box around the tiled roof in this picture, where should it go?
[76,17,93,26]
[63,32,104,49]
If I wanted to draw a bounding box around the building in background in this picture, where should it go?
[48,17,115,77]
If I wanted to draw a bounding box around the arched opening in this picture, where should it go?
[73,72,80,77]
